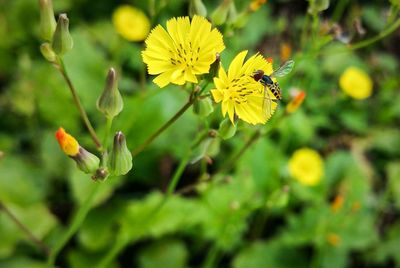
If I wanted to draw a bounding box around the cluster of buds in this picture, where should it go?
[39,0,73,60]
[55,67,132,179]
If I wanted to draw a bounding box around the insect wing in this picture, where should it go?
[262,85,273,117]
[270,59,295,78]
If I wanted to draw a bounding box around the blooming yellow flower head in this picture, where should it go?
[142,15,225,88]
[288,148,324,186]
[112,5,150,41]
[55,127,79,156]
[211,50,277,125]
[339,66,373,100]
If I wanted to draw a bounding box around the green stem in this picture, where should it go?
[349,17,400,50]
[0,202,50,256]
[203,245,220,268]
[47,182,103,266]
[102,117,113,152]
[131,96,196,157]
[331,0,348,22]
[57,58,102,150]
[97,151,191,267]
[166,151,191,196]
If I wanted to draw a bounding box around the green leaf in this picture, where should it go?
[138,239,188,268]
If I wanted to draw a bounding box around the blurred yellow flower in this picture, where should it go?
[327,233,341,247]
[288,148,324,186]
[339,66,373,100]
[112,5,150,41]
[211,50,277,125]
[249,0,267,11]
[142,15,225,88]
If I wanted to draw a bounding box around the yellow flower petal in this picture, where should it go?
[339,66,373,100]
[112,5,150,41]
[288,148,324,186]
[142,15,225,88]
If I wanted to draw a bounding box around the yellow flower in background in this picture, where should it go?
[55,127,79,156]
[339,66,373,100]
[249,0,267,11]
[142,15,225,88]
[288,148,324,186]
[211,50,277,125]
[112,5,150,41]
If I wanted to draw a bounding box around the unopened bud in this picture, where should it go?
[40,42,56,62]
[193,97,214,117]
[97,68,123,118]
[39,0,56,41]
[189,0,207,17]
[109,131,132,176]
[218,118,237,140]
[52,13,73,55]
[72,147,101,174]
[205,53,221,82]
[211,0,231,25]
[286,90,306,114]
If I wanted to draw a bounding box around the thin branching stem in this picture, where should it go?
[0,202,50,257]
[56,58,102,150]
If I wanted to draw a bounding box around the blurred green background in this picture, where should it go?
[1,0,400,267]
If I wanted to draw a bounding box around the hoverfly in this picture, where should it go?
[252,59,295,116]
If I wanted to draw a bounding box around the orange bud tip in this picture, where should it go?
[55,127,80,156]
[266,57,273,63]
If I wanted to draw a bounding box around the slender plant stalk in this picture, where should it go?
[47,182,103,266]
[97,152,191,268]
[0,202,50,256]
[131,97,196,157]
[56,58,102,150]
[203,244,220,268]
[349,17,400,50]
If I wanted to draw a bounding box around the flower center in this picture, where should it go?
[228,75,263,104]
[170,41,201,70]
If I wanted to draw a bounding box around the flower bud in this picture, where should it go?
[108,131,132,176]
[55,128,100,174]
[211,0,231,25]
[193,97,214,117]
[40,42,56,62]
[204,53,221,82]
[52,13,73,55]
[286,90,306,114]
[39,0,56,41]
[97,68,123,118]
[218,118,237,140]
[189,0,207,18]
[73,147,101,174]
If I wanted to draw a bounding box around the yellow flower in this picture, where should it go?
[211,50,277,125]
[55,127,79,156]
[142,15,225,88]
[288,148,324,186]
[339,66,373,100]
[327,233,341,247]
[112,5,150,41]
[249,0,267,11]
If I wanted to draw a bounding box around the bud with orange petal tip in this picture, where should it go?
[331,194,344,212]
[280,42,292,62]
[286,90,306,114]
[55,128,100,174]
